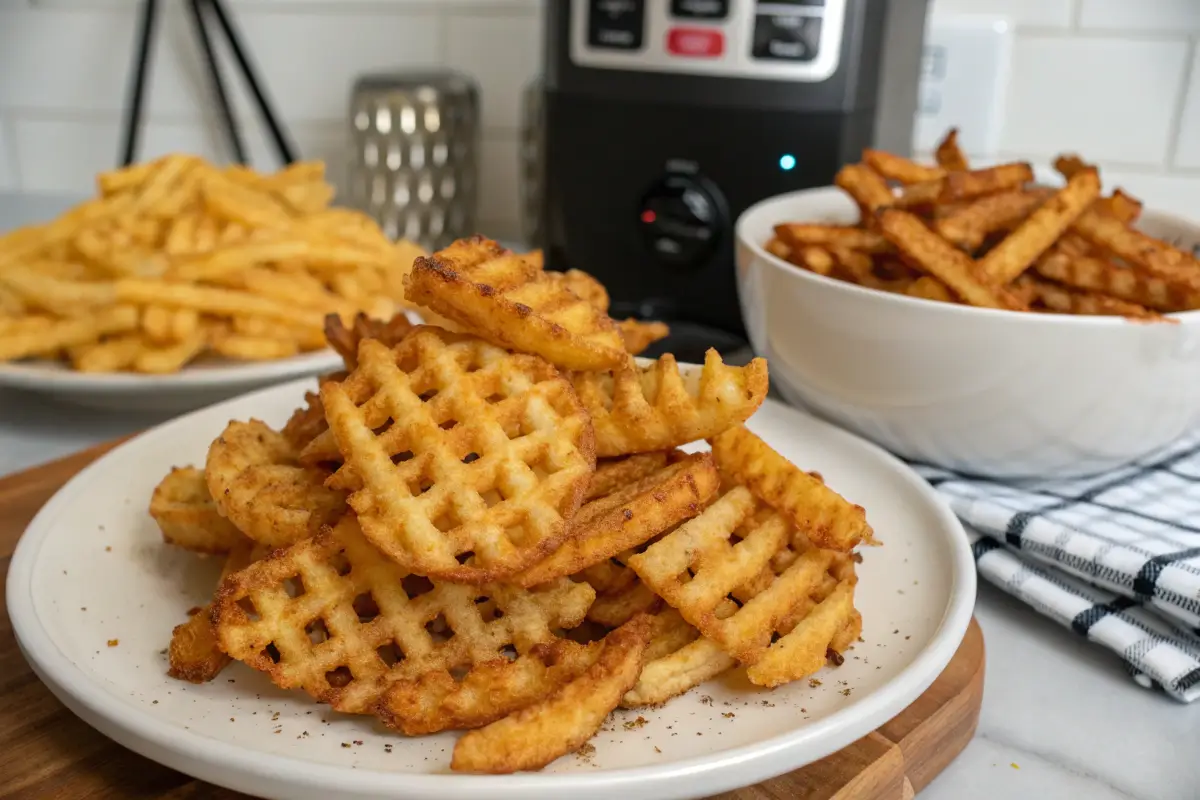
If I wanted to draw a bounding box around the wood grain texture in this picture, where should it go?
[0,442,984,800]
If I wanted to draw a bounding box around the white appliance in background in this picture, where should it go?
[913,14,1013,159]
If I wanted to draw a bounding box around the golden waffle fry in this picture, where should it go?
[571,349,768,458]
[627,487,860,686]
[313,327,595,583]
[450,614,653,774]
[586,451,674,502]
[376,637,601,736]
[168,541,262,684]
[149,466,245,554]
[711,425,875,551]
[404,236,626,370]
[615,317,670,356]
[547,268,609,312]
[205,419,347,548]
[620,608,733,708]
[323,311,414,371]
[516,453,720,587]
[212,516,595,714]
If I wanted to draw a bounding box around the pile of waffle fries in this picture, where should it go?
[767,128,1200,319]
[150,236,876,774]
[0,155,423,372]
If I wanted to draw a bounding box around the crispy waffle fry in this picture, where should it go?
[205,420,347,548]
[404,236,626,370]
[450,614,653,774]
[627,487,860,686]
[323,311,415,371]
[168,541,262,684]
[314,328,595,583]
[621,608,733,708]
[587,451,674,501]
[616,317,670,356]
[711,425,874,551]
[549,268,609,313]
[516,453,720,587]
[149,466,245,554]
[571,349,768,458]
[212,516,595,714]
[376,638,601,735]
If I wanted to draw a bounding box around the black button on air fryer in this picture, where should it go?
[752,14,822,61]
[670,0,729,20]
[588,0,646,51]
[638,172,727,270]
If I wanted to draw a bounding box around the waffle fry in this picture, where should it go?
[516,453,720,587]
[323,310,414,371]
[616,317,670,356]
[572,350,769,458]
[168,540,262,683]
[711,425,874,552]
[213,516,595,714]
[450,614,653,774]
[149,466,245,554]
[404,236,626,371]
[586,451,674,501]
[315,327,595,582]
[627,486,860,687]
[205,420,347,548]
[376,637,601,735]
[621,609,734,708]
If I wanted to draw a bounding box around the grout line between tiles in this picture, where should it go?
[1165,38,1198,170]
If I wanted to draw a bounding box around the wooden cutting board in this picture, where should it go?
[0,440,984,800]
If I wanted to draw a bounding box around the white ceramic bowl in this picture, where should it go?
[735,185,1200,479]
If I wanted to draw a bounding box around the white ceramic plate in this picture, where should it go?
[0,350,343,413]
[7,376,976,800]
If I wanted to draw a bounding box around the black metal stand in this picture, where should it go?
[118,0,296,168]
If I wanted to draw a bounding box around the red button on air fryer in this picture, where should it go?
[666,27,724,57]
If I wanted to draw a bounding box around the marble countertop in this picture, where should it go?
[2,192,1198,800]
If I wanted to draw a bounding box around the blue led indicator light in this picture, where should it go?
[779,154,796,171]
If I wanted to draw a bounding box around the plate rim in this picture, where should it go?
[6,376,977,800]
[0,349,343,393]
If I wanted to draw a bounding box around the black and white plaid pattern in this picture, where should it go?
[915,434,1200,703]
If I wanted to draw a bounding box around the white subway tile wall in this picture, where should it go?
[0,0,1197,236]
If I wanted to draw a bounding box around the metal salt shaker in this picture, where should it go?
[346,70,480,250]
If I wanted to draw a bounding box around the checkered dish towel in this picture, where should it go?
[914,434,1200,703]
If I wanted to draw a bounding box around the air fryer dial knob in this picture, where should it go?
[638,171,727,268]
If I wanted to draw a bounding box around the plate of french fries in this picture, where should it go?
[0,154,425,411]
[735,129,1200,478]
[9,236,975,800]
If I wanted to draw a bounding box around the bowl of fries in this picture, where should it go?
[735,130,1200,478]
[0,154,425,412]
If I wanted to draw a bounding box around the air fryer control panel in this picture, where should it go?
[570,0,845,81]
